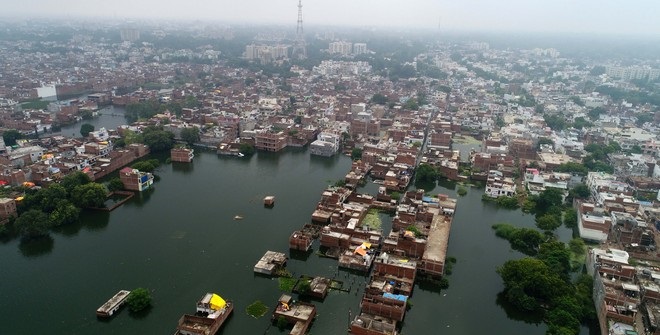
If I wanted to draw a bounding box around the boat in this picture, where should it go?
[233,215,244,220]
[237,153,245,157]
[174,293,233,335]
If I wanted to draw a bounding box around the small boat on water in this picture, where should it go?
[233,215,244,220]
[174,293,233,335]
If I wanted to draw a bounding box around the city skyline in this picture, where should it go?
[3,0,660,36]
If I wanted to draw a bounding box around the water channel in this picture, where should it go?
[0,111,596,334]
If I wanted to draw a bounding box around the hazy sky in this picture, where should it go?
[4,0,660,35]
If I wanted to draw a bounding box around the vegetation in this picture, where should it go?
[71,183,108,208]
[492,223,545,255]
[126,288,152,313]
[406,225,424,238]
[278,277,297,292]
[239,143,255,156]
[132,159,161,173]
[362,209,383,230]
[482,195,519,209]
[142,126,175,153]
[2,129,23,146]
[15,209,51,239]
[21,99,50,110]
[351,148,363,161]
[554,162,588,175]
[497,254,595,335]
[457,186,468,196]
[370,93,388,105]
[415,164,438,184]
[563,208,578,228]
[15,172,111,236]
[107,178,125,192]
[246,300,269,318]
[80,123,95,137]
[180,127,200,145]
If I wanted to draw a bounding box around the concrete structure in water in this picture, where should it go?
[254,250,287,275]
[96,290,131,317]
[272,294,316,335]
[119,167,154,192]
[171,148,194,163]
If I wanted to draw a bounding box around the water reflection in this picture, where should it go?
[84,211,111,231]
[495,291,544,324]
[171,161,194,174]
[128,188,155,207]
[289,249,313,262]
[19,235,54,258]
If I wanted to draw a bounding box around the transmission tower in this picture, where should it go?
[292,0,307,60]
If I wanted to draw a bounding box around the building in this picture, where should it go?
[0,198,17,223]
[171,148,194,163]
[120,28,140,42]
[119,167,154,192]
[353,43,368,55]
[309,132,340,157]
[329,41,352,56]
[255,131,288,152]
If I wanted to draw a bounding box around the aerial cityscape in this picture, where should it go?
[0,1,659,335]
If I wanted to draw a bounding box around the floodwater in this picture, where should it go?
[0,135,596,334]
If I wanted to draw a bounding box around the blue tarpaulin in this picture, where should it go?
[383,293,407,302]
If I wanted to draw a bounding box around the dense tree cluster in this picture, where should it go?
[15,172,109,238]
[493,221,594,335]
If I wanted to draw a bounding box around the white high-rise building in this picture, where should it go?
[353,43,367,55]
[329,41,352,56]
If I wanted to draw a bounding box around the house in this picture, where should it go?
[119,167,154,192]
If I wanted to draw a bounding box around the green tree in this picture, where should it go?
[49,200,81,227]
[126,288,152,312]
[415,164,438,184]
[143,128,175,153]
[132,159,160,172]
[371,93,388,105]
[71,183,107,208]
[40,184,68,212]
[403,98,419,111]
[536,214,562,231]
[123,129,144,145]
[239,143,255,156]
[107,178,125,192]
[351,148,363,161]
[536,188,564,213]
[538,241,571,278]
[80,123,95,137]
[60,171,92,192]
[180,127,200,145]
[15,209,51,238]
[567,183,590,203]
[569,238,586,254]
[2,129,23,146]
[497,257,568,312]
[587,107,606,121]
[563,208,578,228]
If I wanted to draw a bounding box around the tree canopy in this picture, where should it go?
[127,288,152,313]
[71,183,108,208]
[16,209,51,238]
[180,127,200,145]
[80,123,95,137]
[2,129,23,146]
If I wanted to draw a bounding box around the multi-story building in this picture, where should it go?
[328,41,352,56]
[171,148,194,163]
[119,167,154,192]
[353,43,368,55]
[255,131,287,152]
[0,198,17,223]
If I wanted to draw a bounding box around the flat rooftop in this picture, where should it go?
[422,208,452,263]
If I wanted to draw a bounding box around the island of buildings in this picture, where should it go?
[0,19,659,335]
